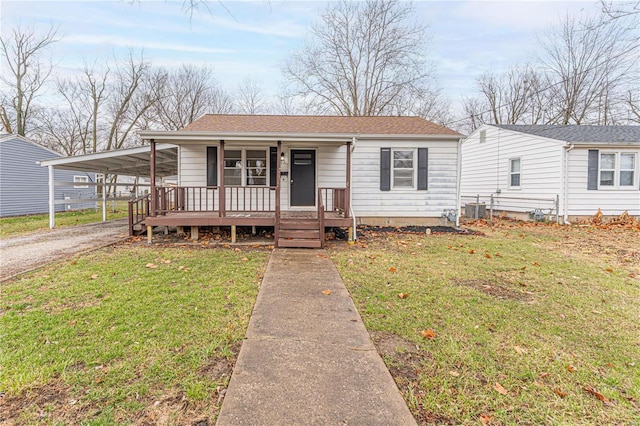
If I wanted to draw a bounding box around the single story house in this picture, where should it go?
[138,114,463,247]
[0,134,95,217]
[460,124,640,222]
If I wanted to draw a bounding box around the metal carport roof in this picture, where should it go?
[38,143,178,177]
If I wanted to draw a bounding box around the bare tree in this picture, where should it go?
[282,0,445,118]
[0,24,59,135]
[149,64,232,130]
[235,77,266,115]
[539,14,638,125]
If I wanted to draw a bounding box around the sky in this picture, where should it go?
[1,0,605,118]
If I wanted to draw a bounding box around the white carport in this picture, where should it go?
[38,144,178,228]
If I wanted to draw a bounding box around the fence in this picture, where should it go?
[461,194,560,225]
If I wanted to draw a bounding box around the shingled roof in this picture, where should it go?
[182,114,461,136]
[495,124,640,144]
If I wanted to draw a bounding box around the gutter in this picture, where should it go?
[563,142,575,224]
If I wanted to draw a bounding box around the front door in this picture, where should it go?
[290,149,315,207]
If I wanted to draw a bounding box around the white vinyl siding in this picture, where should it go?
[352,139,458,218]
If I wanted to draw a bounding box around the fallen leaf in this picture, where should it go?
[554,388,567,398]
[90,274,99,280]
[479,413,494,426]
[397,293,409,299]
[566,364,576,373]
[321,289,331,295]
[605,267,614,273]
[161,259,171,264]
[521,266,527,271]
[539,372,549,379]
[145,263,158,269]
[389,267,397,273]
[514,345,528,355]
[583,386,612,405]
[468,249,475,254]
[241,257,249,261]
[420,329,436,340]
[533,261,541,267]
[449,370,460,377]
[493,382,508,395]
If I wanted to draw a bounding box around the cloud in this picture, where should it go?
[63,34,233,55]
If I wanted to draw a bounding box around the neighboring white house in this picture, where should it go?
[460,124,640,222]
[0,134,95,217]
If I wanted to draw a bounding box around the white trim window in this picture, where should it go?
[223,149,268,186]
[73,175,89,189]
[600,152,636,188]
[392,149,414,188]
[509,158,521,188]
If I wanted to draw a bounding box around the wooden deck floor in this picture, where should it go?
[143,211,352,228]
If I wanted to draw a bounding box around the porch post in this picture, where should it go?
[346,139,352,218]
[150,139,157,217]
[275,140,282,245]
[48,165,55,229]
[102,172,107,222]
[219,140,225,217]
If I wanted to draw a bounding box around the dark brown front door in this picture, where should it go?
[290,150,315,206]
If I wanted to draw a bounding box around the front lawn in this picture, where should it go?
[1,245,269,424]
[330,224,640,425]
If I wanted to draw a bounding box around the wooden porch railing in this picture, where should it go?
[128,193,151,236]
[318,187,350,217]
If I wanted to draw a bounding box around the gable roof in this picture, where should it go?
[182,114,461,136]
[494,124,640,144]
[0,134,63,157]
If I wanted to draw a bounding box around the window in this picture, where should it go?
[620,153,636,186]
[599,152,636,188]
[74,175,89,188]
[380,148,427,191]
[393,150,414,188]
[223,149,268,186]
[509,158,521,187]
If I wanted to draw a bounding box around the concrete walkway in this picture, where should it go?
[217,249,417,425]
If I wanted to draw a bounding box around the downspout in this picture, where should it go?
[350,136,357,242]
[563,143,575,224]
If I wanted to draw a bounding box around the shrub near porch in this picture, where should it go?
[329,225,640,425]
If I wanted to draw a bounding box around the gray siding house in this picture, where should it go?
[0,134,95,217]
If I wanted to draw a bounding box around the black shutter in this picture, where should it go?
[587,149,598,190]
[206,146,217,186]
[380,148,391,191]
[417,148,428,190]
[269,147,278,187]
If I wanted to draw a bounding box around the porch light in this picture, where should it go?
[280,151,288,167]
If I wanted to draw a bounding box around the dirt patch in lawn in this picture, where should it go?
[454,278,534,302]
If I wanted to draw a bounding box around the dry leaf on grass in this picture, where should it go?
[566,364,576,373]
[479,413,494,425]
[583,386,613,405]
[449,371,460,377]
[493,382,508,395]
[397,293,409,299]
[90,274,98,280]
[514,345,528,355]
[145,263,158,269]
[420,329,436,340]
[161,259,171,264]
[321,289,331,296]
[389,267,397,273]
[554,388,567,398]
[485,253,492,259]
[605,267,614,273]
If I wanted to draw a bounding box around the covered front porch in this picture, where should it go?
[136,137,355,248]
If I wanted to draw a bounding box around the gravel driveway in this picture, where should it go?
[0,219,130,282]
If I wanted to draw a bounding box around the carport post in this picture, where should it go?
[48,165,55,229]
[102,173,107,222]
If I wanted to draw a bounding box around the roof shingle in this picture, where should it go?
[182,114,461,136]
[494,124,640,144]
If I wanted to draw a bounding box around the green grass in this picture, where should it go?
[1,246,269,424]
[329,226,640,425]
[0,202,129,238]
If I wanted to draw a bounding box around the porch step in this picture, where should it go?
[277,218,322,248]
